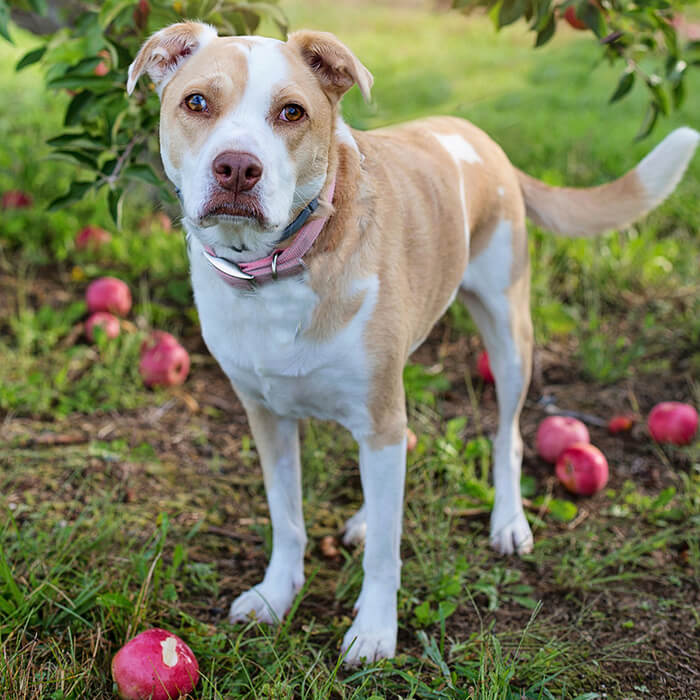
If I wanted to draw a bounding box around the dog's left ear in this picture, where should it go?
[288,30,373,103]
[127,21,217,96]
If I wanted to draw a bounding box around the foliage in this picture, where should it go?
[453,0,698,138]
[0,0,286,226]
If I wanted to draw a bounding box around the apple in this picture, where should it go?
[94,49,110,77]
[406,427,417,451]
[140,332,190,387]
[647,402,698,446]
[608,414,635,434]
[2,189,33,209]
[536,415,590,463]
[556,443,609,496]
[75,225,111,250]
[85,311,120,342]
[563,5,587,30]
[86,277,132,316]
[111,628,199,700]
[477,350,495,384]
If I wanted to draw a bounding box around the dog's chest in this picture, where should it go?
[190,247,377,434]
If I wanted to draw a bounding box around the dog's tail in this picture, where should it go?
[516,127,698,237]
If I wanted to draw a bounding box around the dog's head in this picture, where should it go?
[127,23,372,259]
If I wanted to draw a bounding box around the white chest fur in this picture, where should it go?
[188,238,378,437]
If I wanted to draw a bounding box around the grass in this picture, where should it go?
[1,0,699,697]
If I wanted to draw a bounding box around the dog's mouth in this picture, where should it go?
[199,193,266,225]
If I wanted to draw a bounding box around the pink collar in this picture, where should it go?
[203,178,335,289]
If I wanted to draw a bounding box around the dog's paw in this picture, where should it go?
[340,584,397,666]
[228,577,300,625]
[490,503,533,556]
[342,506,366,547]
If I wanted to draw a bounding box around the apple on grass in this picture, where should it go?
[85,312,120,342]
[477,350,495,384]
[536,415,590,463]
[608,414,635,434]
[86,277,132,316]
[111,628,199,700]
[648,402,698,446]
[140,332,190,387]
[2,190,33,209]
[556,443,608,496]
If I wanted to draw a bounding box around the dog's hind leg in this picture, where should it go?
[228,397,307,624]
[461,218,534,556]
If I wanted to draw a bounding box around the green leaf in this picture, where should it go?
[108,188,124,228]
[609,69,635,104]
[547,498,578,522]
[636,102,659,141]
[98,0,134,29]
[48,181,94,211]
[498,0,526,27]
[16,46,46,71]
[48,149,99,169]
[520,474,537,498]
[535,12,556,48]
[47,132,105,151]
[28,0,48,12]
[123,163,160,186]
[580,0,607,39]
[64,91,97,127]
[0,0,12,43]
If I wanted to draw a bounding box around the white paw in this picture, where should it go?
[342,506,366,546]
[228,575,301,625]
[340,584,397,666]
[490,502,533,556]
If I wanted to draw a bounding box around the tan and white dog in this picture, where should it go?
[127,22,698,664]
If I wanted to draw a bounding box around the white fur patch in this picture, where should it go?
[336,116,360,154]
[462,218,512,296]
[432,132,483,164]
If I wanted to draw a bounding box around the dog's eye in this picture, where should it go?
[280,104,305,122]
[185,94,208,112]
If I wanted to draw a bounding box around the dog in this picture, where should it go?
[127,22,698,664]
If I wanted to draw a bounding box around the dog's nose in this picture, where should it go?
[212,151,263,193]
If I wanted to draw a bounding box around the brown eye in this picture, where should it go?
[185,94,208,112]
[280,104,305,122]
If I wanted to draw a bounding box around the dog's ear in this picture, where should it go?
[288,30,373,103]
[127,22,217,96]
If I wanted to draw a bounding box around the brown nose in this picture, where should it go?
[212,151,263,193]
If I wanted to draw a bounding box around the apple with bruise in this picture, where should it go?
[648,402,698,446]
[556,443,609,495]
[139,331,190,387]
[75,225,111,250]
[85,311,120,342]
[477,350,495,384]
[536,415,590,463]
[111,628,199,700]
[86,277,132,316]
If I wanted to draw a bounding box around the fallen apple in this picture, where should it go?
[647,402,698,446]
[111,628,199,700]
[556,442,609,496]
[86,277,132,316]
[608,413,635,434]
[536,415,590,463]
[140,332,190,387]
[75,225,111,250]
[85,311,120,342]
[477,350,495,384]
[1,189,33,209]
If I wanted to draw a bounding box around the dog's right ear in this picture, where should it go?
[127,22,217,96]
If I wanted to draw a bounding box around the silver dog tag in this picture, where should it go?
[202,249,255,281]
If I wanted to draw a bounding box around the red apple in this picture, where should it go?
[86,277,132,316]
[477,350,494,384]
[536,415,590,463]
[648,402,698,446]
[556,442,608,496]
[140,332,190,387]
[85,311,120,342]
[608,413,635,434]
[111,628,199,700]
[75,225,111,250]
[2,190,33,209]
[563,5,587,30]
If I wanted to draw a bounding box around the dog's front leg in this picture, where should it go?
[341,435,406,665]
[229,398,306,625]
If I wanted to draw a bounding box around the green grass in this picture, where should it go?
[1,1,699,697]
